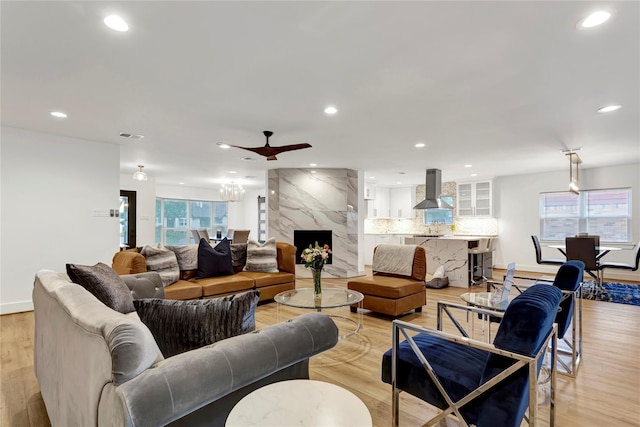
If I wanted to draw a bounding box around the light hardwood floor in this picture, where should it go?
[2,271,639,426]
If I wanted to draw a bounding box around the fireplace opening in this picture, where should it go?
[294,230,333,265]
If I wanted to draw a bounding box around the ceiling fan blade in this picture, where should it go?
[228,144,265,155]
[225,132,312,160]
[268,143,312,155]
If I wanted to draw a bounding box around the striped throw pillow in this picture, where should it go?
[243,238,279,273]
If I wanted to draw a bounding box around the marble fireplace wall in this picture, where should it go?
[268,169,359,278]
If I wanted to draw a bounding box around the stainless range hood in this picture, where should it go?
[413,169,452,209]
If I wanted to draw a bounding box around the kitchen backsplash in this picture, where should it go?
[364,182,498,236]
[364,217,498,236]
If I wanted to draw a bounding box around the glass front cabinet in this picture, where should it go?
[456,180,492,217]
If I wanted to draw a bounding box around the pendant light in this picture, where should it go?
[133,165,148,181]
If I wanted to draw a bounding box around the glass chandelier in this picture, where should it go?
[220,182,245,202]
[132,165,148,181]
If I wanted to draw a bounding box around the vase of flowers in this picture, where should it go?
[301,242,332,298]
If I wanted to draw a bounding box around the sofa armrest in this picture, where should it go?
[121,272,165,299]
[112,251,147,275]
[276,242,296,274]
[106,312,338,427]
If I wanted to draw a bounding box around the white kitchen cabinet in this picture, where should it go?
[456,180,493,217]
[371,186,390,218]
[389,186,416,218]
[364,184,375,200]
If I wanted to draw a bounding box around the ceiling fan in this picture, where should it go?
[227,130,312,161]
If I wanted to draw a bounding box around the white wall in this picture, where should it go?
[494,162,640,281]
[228,187,264,241]
[120,175,157,246]
[1,127,120,314]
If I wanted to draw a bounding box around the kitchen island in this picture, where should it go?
[404,235,497,287]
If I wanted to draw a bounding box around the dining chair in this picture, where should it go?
[190,229,201,244]
[599,242,640,280]
[231,230,250,244]
[531,235,564,266]
[197,229,210,242]
[226,228,235,240]
[565,237,600,285]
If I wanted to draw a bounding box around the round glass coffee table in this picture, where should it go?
[275,288,364,339]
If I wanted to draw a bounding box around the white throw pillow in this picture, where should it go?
[433,265,445,278]
[141,244,180,287]
[243,238,279,273]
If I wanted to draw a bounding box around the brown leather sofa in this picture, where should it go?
[347,244,427,317]
[112,242,296,302]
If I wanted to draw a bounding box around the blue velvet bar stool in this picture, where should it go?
[382,284,562,427]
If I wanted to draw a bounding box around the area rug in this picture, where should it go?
[581,281,640,306]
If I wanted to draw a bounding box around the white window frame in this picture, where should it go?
[539,188,632,243]
[155,198,228,245]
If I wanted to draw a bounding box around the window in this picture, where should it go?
[539,188,632,242]
[155,198,228,245]
[424,196,454,225]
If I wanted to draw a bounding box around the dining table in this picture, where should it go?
[547,244,621,260]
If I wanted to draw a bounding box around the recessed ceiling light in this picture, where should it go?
[324,106,338,115]
[369,176,375,180]
[310,170,317,174]
[217,142,230,149]
[179,182,185,185]
[414,143,426,148]
[104,15,129,32]
[464,164,472,168]
[50,111,67,118]
[579,10,612,28]
[471,173,478,177]
[228,170,237,174]
[309,163,317,167]
[597,104,622,113]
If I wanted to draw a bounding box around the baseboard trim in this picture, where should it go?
[493,263,640,283]
[1,300,34,315]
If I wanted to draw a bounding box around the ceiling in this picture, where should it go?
[2,1,638,190]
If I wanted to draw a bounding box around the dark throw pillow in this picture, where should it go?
[231,243,248,273]
[66,262,135,314]
[133,290,261,358]
[197,237,234,278]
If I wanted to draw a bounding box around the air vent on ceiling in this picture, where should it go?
[119,132,144,140]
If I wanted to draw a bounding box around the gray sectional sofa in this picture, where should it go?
[33,269,338,426]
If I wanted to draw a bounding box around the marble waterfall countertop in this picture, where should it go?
[404,235,498,288]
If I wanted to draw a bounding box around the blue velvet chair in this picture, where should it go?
[382,284,562,427]
[504,261,584,376]
[547,260,584,377]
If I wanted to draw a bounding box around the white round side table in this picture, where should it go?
[226,379,372,427]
